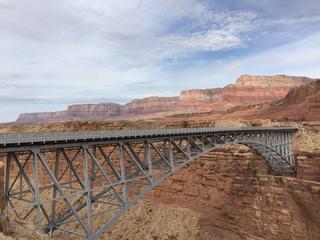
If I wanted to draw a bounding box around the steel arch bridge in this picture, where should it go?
[0,126,297,239]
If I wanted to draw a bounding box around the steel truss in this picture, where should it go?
[2,127,297,239]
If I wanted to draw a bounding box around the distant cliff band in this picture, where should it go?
[16,75,317,123]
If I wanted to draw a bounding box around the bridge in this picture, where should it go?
[0,126,297,239]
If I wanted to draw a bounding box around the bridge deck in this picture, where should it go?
[0,126,297,148]
[2,126,298,239]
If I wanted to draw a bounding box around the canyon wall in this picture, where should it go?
[222,75,314,105]
[178,88,224,106]
[67,103,122,118]
[145,145,320,240]
[17,111,69,124]
[296,151,320,182]
[15,75,316,123]
[122,97,179,115]
[1,120,319,239]
[258,80,320,121]
[223,80,320,121]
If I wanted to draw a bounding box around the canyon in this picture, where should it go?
[2,1,320,238]
[1,74,319,240]
[15,75,316,124]
[0,121,319,240]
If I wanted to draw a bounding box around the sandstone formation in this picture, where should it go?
[102,201,202,240]
[178,88,223,105]
[15,75,316,124]
[17,111,69,124]
[122,97,179,115]
[222,75,315,105]
[258,80,320,121]
[220,80,320,121]
[1,118,319,239]
[296,151,320,182]
[2,139,319,240]
[235,75,314,87]
[143,145,320,240]
[67,103,122,118]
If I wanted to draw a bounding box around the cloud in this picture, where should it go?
[164,32,320,88]
[0,0,319,122]
[0,0,257,104]
[226,32,320,76]
[0,0,257,65]
[158,11,256,57]
[265,16,320,27]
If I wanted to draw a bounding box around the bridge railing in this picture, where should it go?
[0,126,297,146]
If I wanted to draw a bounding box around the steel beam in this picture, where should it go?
[2,127,297,239]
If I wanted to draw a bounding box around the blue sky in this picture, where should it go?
[0,0,320,122]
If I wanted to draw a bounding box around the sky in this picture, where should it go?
[0,0,320,122]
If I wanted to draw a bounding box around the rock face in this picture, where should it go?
[179,88,224,105]
[16,111,69,124]
[67,103,122,118]
[102,201,203,240]
[296,151,320,182]
[122,97,179,115]
[228,80,320,121]
[146,145,320,240]
[15,75,316,123]
[222,75,315,105]
[260,80,320,121]
[1,120,319,239]
[235,75,314,87]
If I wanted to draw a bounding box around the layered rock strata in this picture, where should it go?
[15,75,316,123]
[222,80,320,121]
[179,88,223,105]
[145,146,320,240]
[257,80,320,121]
[222,75,314,104]
[122,97,179,115]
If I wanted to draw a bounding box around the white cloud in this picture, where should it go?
[165,32,320,88]
[0,0,319,122]
[266,16,320,27]
[0,0,257,105]
[0,0,257,65]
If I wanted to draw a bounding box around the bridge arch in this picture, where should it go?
[0,127,297,239]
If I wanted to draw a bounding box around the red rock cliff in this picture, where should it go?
[16,111,69,124]
[239,80,320,121]
[67,103,122,118]
[178,88,224,106]
[222,75,315,105]
[122,97,179,115]
[146,145,320,240]
[15,75,316,123]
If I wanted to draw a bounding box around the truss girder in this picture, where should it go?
[2,128,297,239]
